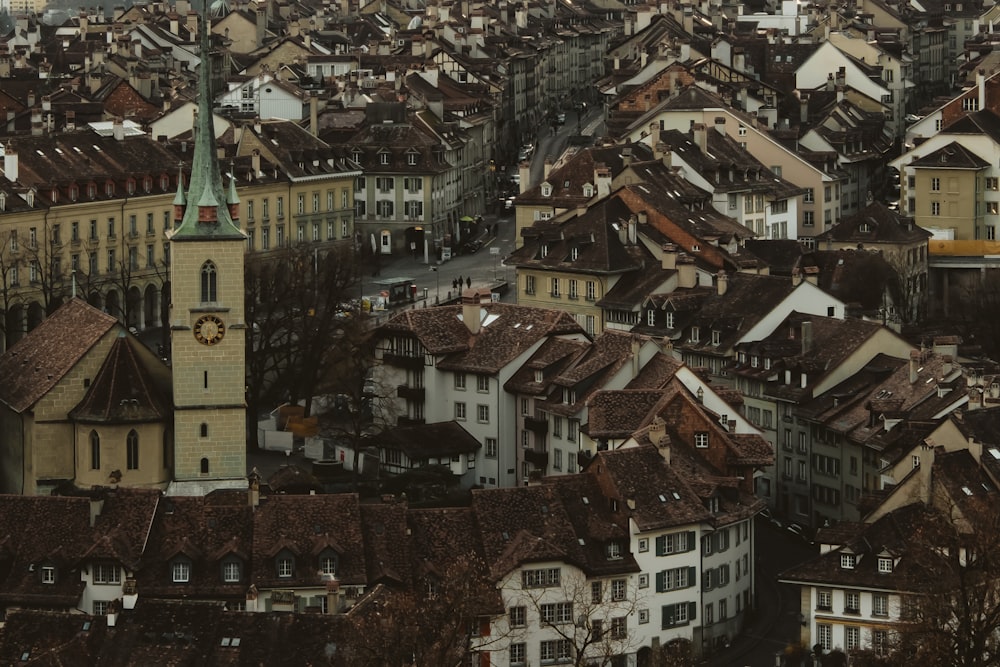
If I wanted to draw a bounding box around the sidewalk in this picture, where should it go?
[706,561,785,667]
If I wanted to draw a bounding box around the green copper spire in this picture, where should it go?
[169,5,244,241]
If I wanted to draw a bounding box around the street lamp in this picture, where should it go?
[430,266,440,304]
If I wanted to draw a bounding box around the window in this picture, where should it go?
[404,201,423,219]
[540,602,573,624]
[611,617,627,639]
[568,279,577,298]
[477,375,490,392]
[817,623,832,651]
[551,277,560,297]
[126,430,139,470]
[376,176,394,192]
[638,573,649,588]
[540,639,571,662]
[694,432,708,448]
[200,261,217,303]
[509,606,526,627]
[41,566,55,584]
[988,177,999,191]
[455,373,466,390]
[376,200,394,217]
[931,201,941,215]
[931,177,941,192]
[656,567,694,591]
[277,557,294,578]
[107,249,116,273]
[845,592,860,613]
[846,626,860,651]
[878,557,893,573]
[704,603,713,625]
[552,448,562,470]
[567,420,578,443]
[223,561,241,583]
[510,643,526,665]
[611,579,626,602]
[172,561,191,583]
[297,194,305,214]
[93,562,120,584]
[874,630,888,655]
[873,593,889,616]
[380,152,390,165]
[319,553,338,576]
[655,531,693,555]
[804,188,814,203]
[817,590,832,611]
[477,404,489,423]
[90,430,101,470]
[662,602,692,628]
[485,438,497,458]
[455,402,467,420]
[840,554,855,569]
[94,600,109,615]
[638,538,649,553]
[639,608,649,624]
[522,567,560,588]
[585,281,595,301]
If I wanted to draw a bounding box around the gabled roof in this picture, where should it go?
[0,299,118,414]
[377,303,585,374]
[908,140,991,169]
[376,420,482,459]
[815,202,931,245]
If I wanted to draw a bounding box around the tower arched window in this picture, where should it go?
[90,430,101,470]
[200,457,210,474]
[200,423,208,437]
[126,429,139,470]
[200,261,217,303]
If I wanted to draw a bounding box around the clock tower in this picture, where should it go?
[166,11,247,490]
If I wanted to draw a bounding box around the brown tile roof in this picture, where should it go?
[0,609,107,665]
[504,337,589,395]
[624,352,684,389]
[359,502,411,586]
[587,389,666,440]
[0,298,118,413]
[378,303,585,373]
[375,420,482,459]
[539,330,645,416]
[251,494,366,589]
[69,334,172,423]
[137,494,254,601]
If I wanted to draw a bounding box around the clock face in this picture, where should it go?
[194,314,225,345]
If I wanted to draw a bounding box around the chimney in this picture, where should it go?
[251,149,261,176]
[713,116,726,135]
[801,320,812,354]
[648,416,669,463]
[3,147,18,182]
[677,255,696,288]
[325,578,342,614]
[112,116,124,141]
[910,349,920,384]
[791,267,802,286]
[661,243,678,270]
[309,91,318,137]
[942,355,953,377]
[717,271,728,295]
[800,93,809,124]
[594,164,611,198]
[462,291,483,335]
[248,468,261,508]
[804,266,819,285]
[979,68,987,113]
[692,122,707,153]
[836,66,846,88]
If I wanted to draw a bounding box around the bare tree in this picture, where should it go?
[885,495,1000,667]
[340,554,505,667]
[881,247,927,325]
[508,569,645,667]
[243,242,362,450]
[0,232,25,349]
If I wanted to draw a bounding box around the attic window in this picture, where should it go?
[765,358,772,370]
[570,247,579,261]
[534,370,543,383]
[352,150,362,163]
[583,184,593,197]
[877,557,893,573]
[694,432,708,448]
[407,152,418,166]
[160,174,170,191]
[379,152,390,165]
[105,182,114,197]
[751,356,759,368]
[540,244,548,258]
[541,183,552,197]
[41,566,56,584]
[860,223,871,233]
[840,554,856,569]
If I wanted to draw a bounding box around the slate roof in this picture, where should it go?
[377,303,585,374]
[69,334,172,424]
[376,420,482,459]
[0,299,118,413]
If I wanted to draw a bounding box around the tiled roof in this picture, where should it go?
[377,303,585,373]
[376,420,482,459]
[815,202,931,245]
[251,494,367,589]
[587,389,666,439]
[69,334,172,423]
[909,140,991,169]
[0,299,118,413]
[504,337,590,395]
[359,502,411,586]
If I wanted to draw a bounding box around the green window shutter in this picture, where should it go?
[687,566,696,588]
[686,531,696,552]
[656,571,666,593]
[688,601,697,620]
[655,535,666,556]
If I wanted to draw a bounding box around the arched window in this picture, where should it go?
[200,261,217,303]
[200,423,208,437]
[90,430,100,470]
[126,429,139,470]
[200,457,210,474]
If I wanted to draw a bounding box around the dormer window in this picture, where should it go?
[765,358,771,370]
[540,244,548,258]
[840,554,856,570]
[160,174,170,191]
[606,541,624,560]
[221,557,242,583]
[68,185,78,201]
[144,176,153,193]
[276,550,295,578]
[711,330,721,346]
[379,151,390,165]
[93,561,120,584]
[583,184,593,197]
[171,557,191,583]
[126,178,135,195]
[860,223,871,233]
[88,183,97,199]
[41,565,56,584]
[407,152,418,166]
[877,557,893,573]
[541,183,552,197]
[105,181,114,197]
[665,312,675,329]
[647,309,656,327]
[690,326,700,343]
[50,189,58,203]
[570,247,579,261]
[694,432,709,448]
[318,550,339,576]
[352,150,362,163]
[706,496,719,513]
[534,370,543,383]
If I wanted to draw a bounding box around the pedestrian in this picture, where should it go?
[466,276,471,288]
[452,279,458,290]
[458,275,463,288]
